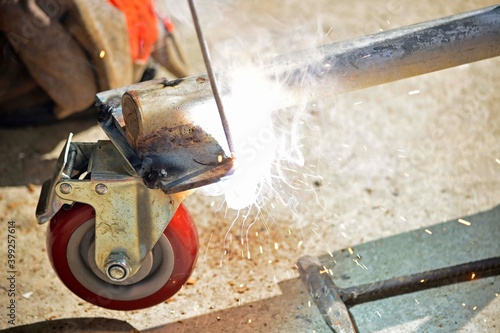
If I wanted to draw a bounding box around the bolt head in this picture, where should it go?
[107,264,127,280]
[59,183,72,194]
[105,253,131,282]
[95,183,108,195]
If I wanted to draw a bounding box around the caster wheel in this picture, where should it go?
[47,203,199,310]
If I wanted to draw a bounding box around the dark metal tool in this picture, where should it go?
[298,256,500,333]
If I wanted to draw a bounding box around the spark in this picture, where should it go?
[420,279,425,283]
[378,206,387,212]
[472,306,477,311]
[471,272,476,280]
[259,246,263,254]
[353,259,367,270]
[274,242,279,250]
[327,250,334,257]
[347,247,354,255]
[217,154,223,163]
[400,216,407,221]
[326,26,333,36]
[376,310,382,317]
[424,229,432,235]
[99,50,106,58]
[495,158,500,164]
[457,218,471,226]
[462,303,466,307]
[415,299,420,304]
[362,54,371,59]
[297,240,303,248]
[308,300,311,307]
[248,319,252,324]
[408,89,420,95]
[268,260,273,264]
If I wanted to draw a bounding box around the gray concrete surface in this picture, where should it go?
[1,0,499,332]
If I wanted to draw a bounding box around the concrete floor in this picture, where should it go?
[1,0,499,332]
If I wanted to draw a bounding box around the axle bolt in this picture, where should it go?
[59,183,72,194]
[107,264,127,280]
[95,183,108,195]
[105,253,131,282]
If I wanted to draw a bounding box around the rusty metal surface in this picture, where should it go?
[96,78,234,194]
[121,76,233,193]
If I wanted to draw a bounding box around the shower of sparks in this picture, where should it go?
[457,218,471,226]
[424,229,432,235]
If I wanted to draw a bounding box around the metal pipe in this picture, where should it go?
[267,5,500,94]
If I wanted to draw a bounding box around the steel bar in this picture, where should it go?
[298,255,500,333]
[339,256,500,306]
[268,5,500,95]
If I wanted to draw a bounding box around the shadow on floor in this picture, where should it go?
[0,109,97,187]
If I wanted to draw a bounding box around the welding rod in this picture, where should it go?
[267,5,500,95]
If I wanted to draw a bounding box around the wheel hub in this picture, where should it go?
[67,217,175,301]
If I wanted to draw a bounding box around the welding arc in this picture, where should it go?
[188,0,235,157]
